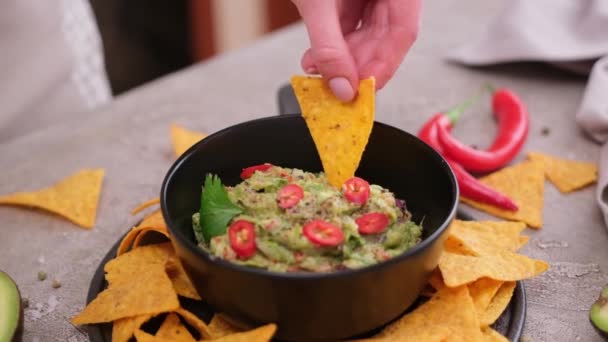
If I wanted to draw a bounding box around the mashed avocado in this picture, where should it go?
[193,166,422,272]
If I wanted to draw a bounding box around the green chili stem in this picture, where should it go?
[445,83,494,124]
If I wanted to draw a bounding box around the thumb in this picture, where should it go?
[293,0,359,102]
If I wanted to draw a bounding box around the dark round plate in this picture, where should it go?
[85,209,526,341]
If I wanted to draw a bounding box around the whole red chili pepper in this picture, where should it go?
[436,88,529,173]
[418,98,519,211]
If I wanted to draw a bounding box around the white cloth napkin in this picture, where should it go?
[445,0,608,228]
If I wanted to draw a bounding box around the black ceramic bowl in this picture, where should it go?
[160,115,458,341]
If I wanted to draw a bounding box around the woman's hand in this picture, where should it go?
[292,0,421,102]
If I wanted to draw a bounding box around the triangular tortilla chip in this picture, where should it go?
[468,278,504,321]
[137,209,166,230]
[528,151,597,193]
[71,265,179,324]
[112,314,153,342]
[445,220,527,255]
[481,327,509,342]
[105,243,174,286]
[156,313,197,342]
[373,286,483,341]
[291,75,375,188]
[175,307,213,340]
[461,160,545,228]
[117,226,144,256]
[208,314,244,338]
[480,281,516,326]
[170,123,206,157]
[438,250,548,287]
[134,330,163,342]
[0,169,104,229]
[118,209,169,256]
[165,256,201,300]
[207,323,276,342]
[133,226,170,248]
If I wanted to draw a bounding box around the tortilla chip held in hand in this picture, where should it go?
[291,75,375,188]
[0,168,104,229]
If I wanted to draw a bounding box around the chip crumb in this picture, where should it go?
[541,127,550,136]
[37,271,47,281]
[52,280,61,289]
[22,298,29,309]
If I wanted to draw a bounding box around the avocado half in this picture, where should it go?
[0,271,23,342]
[590,285,608,339]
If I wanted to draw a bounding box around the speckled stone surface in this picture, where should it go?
[1,1,606,341]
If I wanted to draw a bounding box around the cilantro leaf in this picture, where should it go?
[199,174,243,242]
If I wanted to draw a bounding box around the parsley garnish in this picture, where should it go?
[199,174,243,242]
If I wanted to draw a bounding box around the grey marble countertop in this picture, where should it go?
[1,1,607,341]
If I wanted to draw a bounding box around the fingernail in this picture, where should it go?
[329,77,355,102]
[305,66,318,74]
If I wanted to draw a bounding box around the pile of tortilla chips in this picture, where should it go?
[71,202,277,342]
[353,219,548,342]
[461,151,598,229]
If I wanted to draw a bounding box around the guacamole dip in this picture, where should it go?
[192,165,422,272]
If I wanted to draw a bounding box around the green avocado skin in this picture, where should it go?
[0,271,23,342]
[590,285,608,340]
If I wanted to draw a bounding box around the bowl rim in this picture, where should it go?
[160,115,459,280]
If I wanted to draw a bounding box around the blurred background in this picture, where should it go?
[89,0,301,95]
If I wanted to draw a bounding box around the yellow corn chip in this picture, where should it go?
[461,160,545,228]
[170,123,206,157]
[137,209,166,230]
[133,226,170,248]
[175,307,213,340]
[528,151,598,193]
[118,210,169,256]
[517,236,530,249]
[468,278,504,319]
[0,169,104,229]
[481,327,509,342]
[480,281,516,326]
[156,313,196,342]
[131,197,161,215]
[447,220,527,255]
[439,250,548,287]
[112,314,153,342]
[117,227,143,256]
[209,314,243,338]
[444,238,477,256]
[105,243,174,285]
[207,323,277,342]
[373,286,482,342]
[291,75,375,188]
[427,269,446,290]
[72,265,179,324]
[134,329,162,342]
[165,256,201,300]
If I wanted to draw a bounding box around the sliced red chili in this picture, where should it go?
[356,212,390,234]
[302,220,344,247]
[277,183,304,209]
[240,163,272,179]
[342,177,370,205]
[228,220,256,258]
